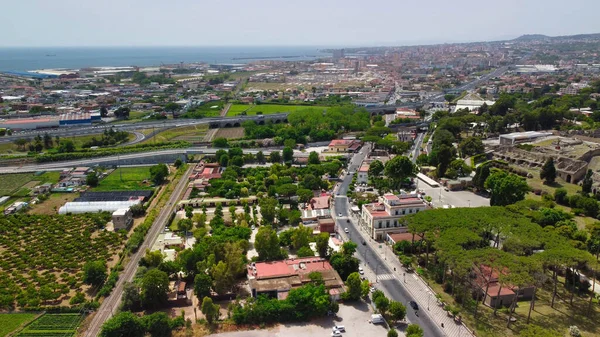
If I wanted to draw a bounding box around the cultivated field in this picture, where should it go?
[0,213,123,309]
[0,172,60,196]
[214,127,245,139]
[16,313,83,337]
[93,167,154,191]
[0,313,38,337]
[141,124,208,144]
[226,104,328,116]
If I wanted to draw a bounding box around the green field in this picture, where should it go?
[226,104,328,116]
[0,133,135,155]
[93,167,154,191]
[0,313,38,337]
[16,313,82,337]
[141,124,208,144]
[0,172,61,196]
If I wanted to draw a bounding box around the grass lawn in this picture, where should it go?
[0,172,60,196]
[93,167,154,191]
[227,104,328,116]
[0,313,38,337]
[29,193,78,215]
[141,124,208,144]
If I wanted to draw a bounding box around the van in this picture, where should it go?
[371,314,384,324]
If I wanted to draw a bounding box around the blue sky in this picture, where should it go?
[2,0,599,47]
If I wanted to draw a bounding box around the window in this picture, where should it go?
[386,220,390,228]
[402,210,406,215]
[416,209,419,213]
[409,209,412,213]
[395,210,398,215]
[394,220,398,227]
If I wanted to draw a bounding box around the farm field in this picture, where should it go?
[226,104,328,116]
[0,213,123,309]
[213,127,245,139]
[141,124,208,144]
[28,193,78,215]
[0,313,38,337]
[0,172,60,196]
[93,167,154,191]
[16,313,83,337]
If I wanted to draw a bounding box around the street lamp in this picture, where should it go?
[468,199,471,208]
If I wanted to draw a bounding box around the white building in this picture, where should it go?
[357,163,369,184]
[360,193,429,240]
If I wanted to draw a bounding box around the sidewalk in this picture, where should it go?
[347,203,475,337]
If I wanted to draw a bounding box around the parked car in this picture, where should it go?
[333,325,346,332]
[370,286,376,293]
[371,314,384,324]
[361,240,366,245]
[409,300,419,310]
[358,267,364,275]
[338,213,343,217]
[344,227,349,233]
[331,330,342,337]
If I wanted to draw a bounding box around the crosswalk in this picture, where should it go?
[376,273,395,281]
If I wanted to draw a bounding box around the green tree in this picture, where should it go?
[297,246,314,257]
[292,225,312,250]
[387,329,399,337]
[388,301,407,323]
[406,324,424,337]
[212,137,229,148]
[360,280,370,298]
[256,151,265,163]
[43,132,53,149]
[150,163,169,185]
[485,170,530,206]
[141,312,172,337]
[554,187,568,204]
[259,197,278,225]
[219,154,229,167]
[143,249,164,268]
[270,151,281,163]
[201,296,220,324]
[344,272,363,300]
[194,273,213,300]
[374,294,390,316]
[121,282,141,311]
[173,158,183,169]
[83,260,107,287]
[297,188,314,204]
[540,158,557,184]
[308,151,320,164]
[384,155,416,190]
[86,172,99,187]
[58,139,75,153]
[582,169,594,195]
[100,311,145,337]
[368,160,384,177]
[342,241,357,256]
[308,271,324,285]
[458,136,484,158]
[141,269,169,309]
[282,146,294,163]
[315,232,330,258]
[255,226,283,261]
[473,164,491,190]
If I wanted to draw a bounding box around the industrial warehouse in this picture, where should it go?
[0,112,101,130]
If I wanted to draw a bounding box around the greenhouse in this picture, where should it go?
[58,200,141,214]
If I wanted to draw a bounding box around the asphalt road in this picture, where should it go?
[334,145,444,337]
[84,165,194,337]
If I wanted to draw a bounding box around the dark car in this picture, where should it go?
[409,300,419,311]
[361,240,366,245]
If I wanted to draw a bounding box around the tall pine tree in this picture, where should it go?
[582,169,594,195]
[540,158,556,184]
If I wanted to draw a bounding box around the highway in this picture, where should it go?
[84,165,194,337]
[334,144,445,337]
[0,113,289,144]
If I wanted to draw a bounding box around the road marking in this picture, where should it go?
[377,273,395,280]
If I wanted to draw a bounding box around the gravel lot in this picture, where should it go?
[210,302,392,337]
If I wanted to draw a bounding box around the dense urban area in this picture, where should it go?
[3,33,600,337]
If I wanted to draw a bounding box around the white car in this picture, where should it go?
[331,330,342,337]
[333,325,346,332]
[338,213,342,217]
[358,267,364,275]
[344,228,349,233]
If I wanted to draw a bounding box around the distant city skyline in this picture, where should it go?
[2,0,600,47]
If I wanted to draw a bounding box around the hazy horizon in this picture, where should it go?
[2,0,600,48]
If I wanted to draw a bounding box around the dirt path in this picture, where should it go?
[220,103,232,117]
[203,128,219,142]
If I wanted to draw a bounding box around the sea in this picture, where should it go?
[0,46,331,72]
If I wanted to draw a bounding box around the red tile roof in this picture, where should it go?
[250,257,334,280]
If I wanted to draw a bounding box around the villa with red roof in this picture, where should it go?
[472,265,535,308]
[360,193,429,240]
[328,139,362,153]
[247,257,345,301]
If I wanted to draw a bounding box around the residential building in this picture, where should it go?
[112,208,133,231]
[327,139,362,153]
[357,164,369,184]
[247,257,345,301]
[360,193,428,240]
[473,265,535,308]
[317,216,336,234]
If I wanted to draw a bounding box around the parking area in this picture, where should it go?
[210,302,392,337]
